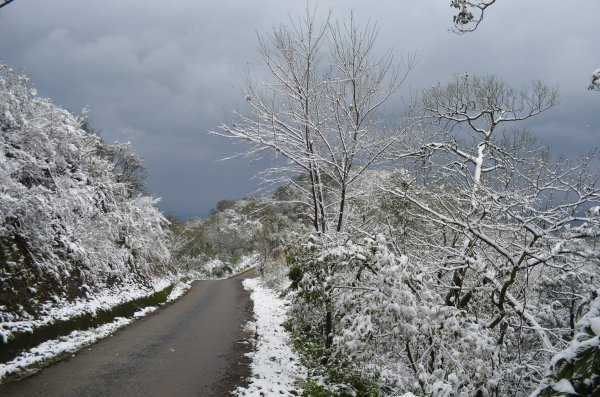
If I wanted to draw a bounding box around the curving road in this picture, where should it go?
[0,270,255,397]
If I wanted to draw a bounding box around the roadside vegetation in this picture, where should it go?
[216,8,600,397]
[167,189,305,279]
[0,65,180,378]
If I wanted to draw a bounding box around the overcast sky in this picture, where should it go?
[1,0,598,218]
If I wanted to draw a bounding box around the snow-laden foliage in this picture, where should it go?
[169,196,299,278]
[589,68,600,91]
[288,235,498,396]
[533,288,600,396]
[287,233,599,396]
[281,75,599,397]
[0,65,171,325]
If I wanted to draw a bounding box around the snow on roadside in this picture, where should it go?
[0,307,149,381]
[132,306,158,318]
[166,280,192,302]
[234,254,259,274]
[0,276,173,343]
[0,279,192,383]
[235,277,307,397]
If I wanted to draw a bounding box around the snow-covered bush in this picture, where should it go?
[287,223,599,396]
[533,288,600,396]
[287,235,500,396]
[0,65,171,321]
[169,196,298,278]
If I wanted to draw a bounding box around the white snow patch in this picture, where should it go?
[234,278,307,397]
[590,317,600,336]
[166,281,192,302]
[0,316,132,381]
[553,379,576,394]
[235,254,259,274]
[133,306,158,318]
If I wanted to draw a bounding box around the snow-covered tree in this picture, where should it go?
[384,74,600,394]
[213,9,413,234]
[285,74,599,396]
[0,65,171,319]
[96,141,148,198]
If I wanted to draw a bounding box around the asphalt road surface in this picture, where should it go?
[0,270,255,397]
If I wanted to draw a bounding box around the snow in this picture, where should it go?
[590,317,600,336]
[1,276,174,343]
[590,69,600,90]
[166,281,192,302]
[0,316,132,381]
[133,306,158,318]
[0,277,192,382]
[552,379,576,394]
[234,278,307,397]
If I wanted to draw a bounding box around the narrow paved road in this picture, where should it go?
[0,270,255,397]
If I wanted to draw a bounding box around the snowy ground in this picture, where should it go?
[0,278,190,382]
[235,277,307,397]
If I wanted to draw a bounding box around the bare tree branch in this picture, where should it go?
[450,0,496,33]
[0,0,16,9]
[212,8,413,234]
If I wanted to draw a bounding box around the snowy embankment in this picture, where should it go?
[235,278,307,397]
[1,277,171,343]
[0,259,255,383]
[0,278,190,382]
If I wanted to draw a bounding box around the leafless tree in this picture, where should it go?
[387,74,600,393]
[213,9,413,234]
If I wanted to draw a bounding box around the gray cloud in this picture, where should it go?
[1,0,598,218]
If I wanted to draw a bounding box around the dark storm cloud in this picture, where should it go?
[1,0,598,218]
